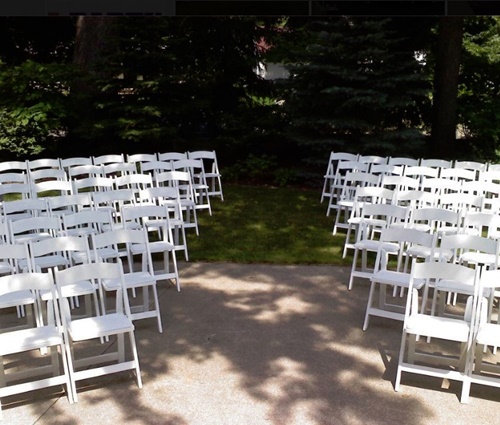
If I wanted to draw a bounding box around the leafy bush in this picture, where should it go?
[0,60,74,157]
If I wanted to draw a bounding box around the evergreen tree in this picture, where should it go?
[282,17,430,167]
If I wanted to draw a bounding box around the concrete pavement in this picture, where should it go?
[3,262,500,425]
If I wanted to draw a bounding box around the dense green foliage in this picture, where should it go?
[0,17,499,179]
[458,17,500,159]
[277,18,431,165]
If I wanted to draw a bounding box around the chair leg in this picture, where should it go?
[348,248,359,290]
[363,280,376,331]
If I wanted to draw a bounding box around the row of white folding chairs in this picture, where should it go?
[0,261,143,415]
[1,224,178,337]
[330,172,500,233]
[0,175,204,235]
[346,224,500,404]
[345,201,500,286]
[321,151,498,206]
[0,196,189,262]
[0,150,223,200]
[0,167,212,223]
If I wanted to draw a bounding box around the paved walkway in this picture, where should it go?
[3,262,500,425]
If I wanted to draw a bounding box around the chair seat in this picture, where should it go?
[19,255,69,271]
[131,242,174,255]
[354,240,399,252]
[405,314,470,342]
[68,313,134,341]
[407,246,452,261]
[0,325,62,356]
[103,272,156,291]
[371,271,425,289]
[476,323,500,346]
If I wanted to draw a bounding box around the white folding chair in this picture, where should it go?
[155,171,199,235]
[468,268,500,400]
[121,205,180,291]
[92,228,164,332]
[171,159,212,215]
[347,203,409,290]
[332,171,380,235]
[54,262,142,403]
[0,272,74,414]
[394,261,479,403]
[363,227,436,331]
[187,150,224,200]
[138,186,188,261]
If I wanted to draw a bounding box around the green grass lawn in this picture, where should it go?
[186,184,352,265]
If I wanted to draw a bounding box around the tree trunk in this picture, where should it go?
[431,17,463,158]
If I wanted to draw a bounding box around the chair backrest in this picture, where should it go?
[375,226,436,271]
[91,228,154,274]
[92,188,136,209]
[357,203,409,240]
[393,189,437,209]
[102,162,136,177]
[60,157,93,170]
[440,167,476,182]
[68,164,104,179]
[2,198,48,221]
[157,152,187,162]
[140,160,173,175]
[72,176,114,193]
[114,174,153,191]
[440,233,499,265]
[121,204,170,229]
[29,168,67,184]
[404,165,439,180]
[54,261,130,318]
[438,192,483,214]
[187,150,221,174]
[28,235,90,268]
[380,175,420,192]
[407,261,478,319]
[454,160,487,172]
[47,193,93,216]
[0,183,31,199]
[34,180,73,198]
[27,158,61,171]
[0,172,27,185]
[409,207,461,234]
[62,210,113,235]
[0,243,31,274]
[462,212,500,237]
[9,215,62,243]
[370,164,403,177]
[419,158,452,169]
[339,171,380,202]
[0,271,56,303]
[420,177,462,195]
[387,157,419,167]
[92,154,125,165]
[155,171,195,201]
[127,153,158,164]
[0,160,28,173]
